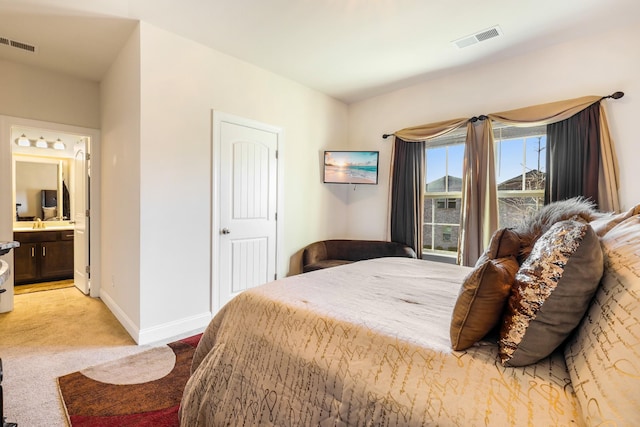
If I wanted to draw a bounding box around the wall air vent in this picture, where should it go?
[453,25,502,49]
[0,36,37,53]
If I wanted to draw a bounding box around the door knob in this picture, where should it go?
[221,228,231,235]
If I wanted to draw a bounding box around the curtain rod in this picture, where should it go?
[602,91,624,100]
[382,91,625,139]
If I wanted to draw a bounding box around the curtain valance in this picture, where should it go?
[392,118,468,143]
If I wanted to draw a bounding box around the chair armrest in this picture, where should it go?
[302,241,328,267]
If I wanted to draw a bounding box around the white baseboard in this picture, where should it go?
[137,312,212,345]
[99,288,139,341]
[100,289,211,345]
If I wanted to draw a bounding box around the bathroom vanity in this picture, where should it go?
[13,229,74,284]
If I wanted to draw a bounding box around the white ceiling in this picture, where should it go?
[0,0,638,103]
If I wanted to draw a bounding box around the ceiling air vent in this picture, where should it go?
[0,36,37,53]
[453,25,502,49]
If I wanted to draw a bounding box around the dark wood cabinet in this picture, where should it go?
[13,230,74,285]
[13,242,38,283]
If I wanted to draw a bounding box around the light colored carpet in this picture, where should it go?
[0,287,190,427]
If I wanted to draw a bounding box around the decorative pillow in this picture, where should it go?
[513,197,599,263]
[499,219,603,366]
[564,212,640,425]
[589,203,640,237]
[43,206,57,220]
[451,256,519,351]
[474,227,521,267]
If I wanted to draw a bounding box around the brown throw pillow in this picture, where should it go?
[499,220,603,366]
[475,228,521,267]
[450,256,519,351]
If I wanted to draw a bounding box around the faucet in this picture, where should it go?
[32,218,46,229]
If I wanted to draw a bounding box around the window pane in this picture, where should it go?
[494,124,546,229]
[426,144,464,192]
[496,138,524,188]
[447,144,464,183]
[525,136,546,190]
[433,198,460,223]
[426,146,447,189]
[424,131,464,261]
[498,196,544,228]
[432,224,459,252]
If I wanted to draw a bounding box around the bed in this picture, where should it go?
[180,201,640,426]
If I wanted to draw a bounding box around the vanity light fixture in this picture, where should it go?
[14,133,67,150]
[35,136,48,148]
[53,138,65,150]
[16,134,30,147]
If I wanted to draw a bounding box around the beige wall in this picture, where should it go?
[100,23,349,343]
[347,22,640,239]
[0,60,100,128]
[99,25,142,333]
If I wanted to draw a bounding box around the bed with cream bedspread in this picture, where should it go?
[180,257,581,426]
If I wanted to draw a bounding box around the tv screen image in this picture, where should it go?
[323,151,379,185]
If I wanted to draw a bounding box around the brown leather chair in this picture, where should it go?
[301,239,416,272]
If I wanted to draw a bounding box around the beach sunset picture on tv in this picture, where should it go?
[323,151,379,184]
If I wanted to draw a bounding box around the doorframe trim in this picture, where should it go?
[211,111,284,314]
[0,115,101,309]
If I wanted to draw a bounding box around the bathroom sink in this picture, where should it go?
[13,225,74,232]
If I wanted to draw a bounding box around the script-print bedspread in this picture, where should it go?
[180,258,582,426]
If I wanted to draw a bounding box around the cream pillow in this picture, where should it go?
[564,212,640,425]
[43,206,57,220]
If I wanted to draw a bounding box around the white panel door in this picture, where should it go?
[217,118,278,310]
[73,138,89,294]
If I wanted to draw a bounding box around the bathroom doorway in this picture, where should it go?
[0,116,101,313]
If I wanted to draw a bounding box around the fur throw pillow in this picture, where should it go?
[513,197,601,262]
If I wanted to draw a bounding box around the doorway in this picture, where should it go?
[212,112,283,312]
[0,116,100,313]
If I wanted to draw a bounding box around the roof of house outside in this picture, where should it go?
[497,170,546,190]
[426,169,546,192]
[426,175,463,192]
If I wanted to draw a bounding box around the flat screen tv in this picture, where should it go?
[323,150,379,185]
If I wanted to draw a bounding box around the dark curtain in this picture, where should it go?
[545,102,600,206]
[63,181,71,220]
[390,137,425,256]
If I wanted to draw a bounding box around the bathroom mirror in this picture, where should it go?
[12,154,71,226]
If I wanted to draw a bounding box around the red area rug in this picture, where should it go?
[57,334,201,427]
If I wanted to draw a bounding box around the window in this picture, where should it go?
[424,128,465,257]
[423,124,547,259]
[436,198,457,209]
[494,124,546,228]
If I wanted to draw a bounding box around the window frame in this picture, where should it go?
[494,124,547,228]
